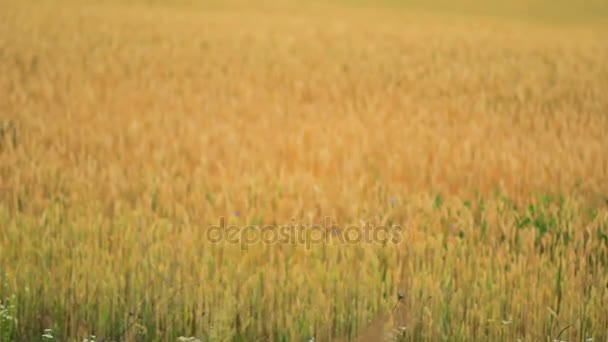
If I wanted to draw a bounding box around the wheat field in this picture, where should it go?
[1,0,608,341]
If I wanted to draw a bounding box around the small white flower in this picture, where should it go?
[177,337,202,342]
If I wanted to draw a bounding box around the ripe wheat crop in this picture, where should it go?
[1,0,607,341]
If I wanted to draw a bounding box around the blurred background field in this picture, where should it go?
[1,0,608,341]
[338,0,608,23]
